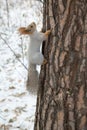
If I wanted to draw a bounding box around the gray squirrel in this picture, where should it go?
[18,22,51,94]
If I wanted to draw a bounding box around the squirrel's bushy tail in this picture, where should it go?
[26,63,39,94]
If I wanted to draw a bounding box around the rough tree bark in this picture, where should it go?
[34,0,87,130]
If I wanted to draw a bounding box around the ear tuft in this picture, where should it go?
[32,22,36,26]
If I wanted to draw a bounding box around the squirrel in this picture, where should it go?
[18,22,51,94]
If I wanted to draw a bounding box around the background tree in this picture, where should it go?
[34,0,87,130]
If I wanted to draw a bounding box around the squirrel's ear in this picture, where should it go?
[32,22,36,26]
[31,22,36,28]
[18,27,30,35]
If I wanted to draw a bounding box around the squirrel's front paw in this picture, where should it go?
[47,30,51,34]
[45,30,51,36]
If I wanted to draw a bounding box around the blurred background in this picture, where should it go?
[0,0,42,129]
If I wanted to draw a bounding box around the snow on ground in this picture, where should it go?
[0,0,42,129]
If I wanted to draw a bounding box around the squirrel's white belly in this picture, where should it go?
[29,40,41,54]
[28,39,43,65]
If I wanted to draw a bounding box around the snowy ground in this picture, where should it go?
[0,0,42,129]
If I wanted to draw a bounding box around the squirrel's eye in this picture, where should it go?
[31,25,33,28]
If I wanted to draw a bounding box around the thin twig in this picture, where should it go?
[0,35,28,71]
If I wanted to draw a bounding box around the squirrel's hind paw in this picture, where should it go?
[42,59,48,65]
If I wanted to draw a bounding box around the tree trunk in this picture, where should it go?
[34,0,87,130]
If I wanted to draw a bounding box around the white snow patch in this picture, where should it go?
[0,0,42,129]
